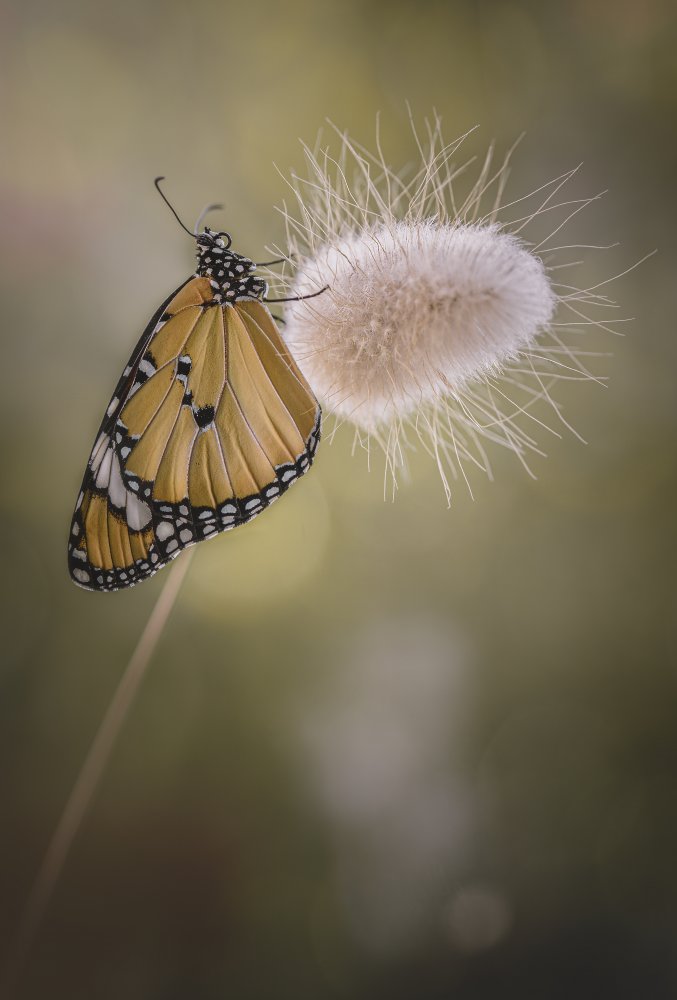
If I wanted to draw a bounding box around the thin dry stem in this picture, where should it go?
[2,549,194,995]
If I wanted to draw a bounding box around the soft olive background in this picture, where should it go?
[2,1,676,997]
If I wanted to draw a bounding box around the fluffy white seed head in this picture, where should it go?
[264,117,623,500]
[286,220,556,429]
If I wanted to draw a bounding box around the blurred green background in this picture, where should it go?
[1,0,676,997]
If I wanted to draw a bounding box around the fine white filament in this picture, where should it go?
[261,116,628,501]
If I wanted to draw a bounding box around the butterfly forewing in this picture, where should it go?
[68,276,320,591]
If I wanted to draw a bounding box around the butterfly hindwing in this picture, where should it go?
[68,277,320,592]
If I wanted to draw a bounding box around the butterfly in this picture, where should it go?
[68,179,325,592]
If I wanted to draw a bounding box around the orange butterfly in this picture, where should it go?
[68,179,324,592]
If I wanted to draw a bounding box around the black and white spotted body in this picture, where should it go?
[195,227,267,305]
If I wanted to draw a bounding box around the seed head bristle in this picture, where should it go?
[264,115,626,502]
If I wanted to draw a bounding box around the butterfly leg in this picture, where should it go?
[265,285,329,304]
[255,253,296,268]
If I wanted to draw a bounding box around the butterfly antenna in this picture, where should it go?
[194,202,224,236]
[154,177,195,238]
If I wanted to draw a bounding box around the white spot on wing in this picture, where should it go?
[95,446,114,489]
[90,434,110,474]
[156,521,175,540]
[107,454,127,508]
[126,490,152,531]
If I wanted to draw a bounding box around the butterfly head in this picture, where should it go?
[196,226,231,252]
[195,227,266,304]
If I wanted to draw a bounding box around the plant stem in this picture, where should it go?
[2,548,194,996]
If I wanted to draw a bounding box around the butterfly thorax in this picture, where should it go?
[195,227,267,305]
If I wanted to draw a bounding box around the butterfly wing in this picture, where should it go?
[68,278,320,591]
